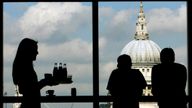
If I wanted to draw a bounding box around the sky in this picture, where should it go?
[3,1,187,108]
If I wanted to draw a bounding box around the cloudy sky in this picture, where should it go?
[3,1,187,108]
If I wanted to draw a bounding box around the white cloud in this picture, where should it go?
[99,7,114,18]
[174,46,187,66]
[147,5,186,33]
[38,38,92,62]
[109,10,133,27]
[3,12,23,43]
[99,7,135,43]
[99,62,116,95]
[99,37,107,50]
[110,9,132,26]
[3,44,17,63]
[19,2,91,40]
[100,62,116,80]
[3,38,92,65]
[99,6,134,29]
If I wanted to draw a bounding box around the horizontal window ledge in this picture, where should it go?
[2,96,191,103]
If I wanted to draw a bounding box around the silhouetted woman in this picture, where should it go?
[12,38,53,108]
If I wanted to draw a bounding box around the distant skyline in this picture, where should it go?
[3,1,187,108]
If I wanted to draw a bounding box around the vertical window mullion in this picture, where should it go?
[92,1,99,108]
[1,2,3,108]
[187,1,192,108]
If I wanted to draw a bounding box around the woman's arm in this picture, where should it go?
[38,78,59,90]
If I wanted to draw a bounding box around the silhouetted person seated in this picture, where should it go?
[107,54,147,108]
[152,48,187,108]
[12,38,58,108]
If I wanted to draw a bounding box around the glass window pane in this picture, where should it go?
[99,102,159,108]
[4,103,93,108]
[99,1,187,106]
[41,103,93,108]
[3,2,93,96]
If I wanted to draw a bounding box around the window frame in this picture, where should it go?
[1,1,191,108]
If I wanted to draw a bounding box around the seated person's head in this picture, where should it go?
[160,48,175,63]
[117,54,132,69]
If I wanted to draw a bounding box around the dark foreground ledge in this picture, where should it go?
[2,96,191,103]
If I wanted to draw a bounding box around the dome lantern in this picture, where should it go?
[134,1,149,40]
[121,1,161,64]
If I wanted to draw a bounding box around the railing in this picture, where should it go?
[2,96,191,103]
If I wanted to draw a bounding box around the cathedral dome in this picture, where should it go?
[121,39,161,64]
[121,1,161,64]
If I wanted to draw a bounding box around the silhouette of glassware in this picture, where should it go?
[44,73,52,80]
[62,63,67,79]
[71,88,76,96]
[58,63,63,82]
[53,62,72,84]
[53,63,60,83]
